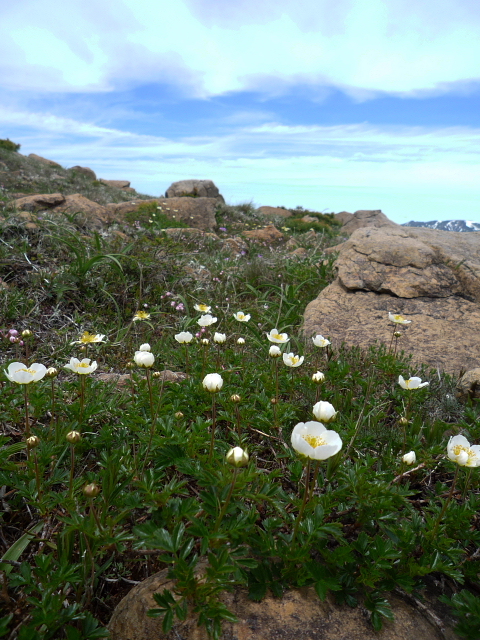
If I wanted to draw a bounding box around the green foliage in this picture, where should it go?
[123,201,188,229]
[0,197,478,639]
[0,138,20,152]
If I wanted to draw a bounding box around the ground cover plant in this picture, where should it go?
[1,184,480,638]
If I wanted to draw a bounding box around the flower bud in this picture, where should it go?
[226,446,249,468]
[402,451,416,465]
[22,329,32,338]
[26,435,40,448]
[83,483,100,498]
[134,350,155,368]
[237,337,245,345]
[152,371,161,378]
[213,332,226,344]
[270,397,278,405]
[202,373,223,393]
[201,338,210,346]
[45,367,58,378]
[66,430,81,444]
[230,394,241,403]
[312,371,325,384]
[399,416,409,425]
[126,361,135,369]
[312,401,337,423]
[269,345,282,358]
[394,331,402,338]
[174,411,184,419]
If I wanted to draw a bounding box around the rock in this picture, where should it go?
[13,193,66,211]
[341,210,399,235]
[108,565,454,640]
[290,247,308,257]
[68,166,97,180]
[285,237,299,251]
[28,153,62,168]
[258,206,292,218]
[334,211,354,225]
[166,179,224,202]
[304,224,480,373]
[222,236,249,256]
[456,369,480,401]
[243,225,285,243]
[301,215,317,223]
[50,194,110,229]
[100,179,131,189]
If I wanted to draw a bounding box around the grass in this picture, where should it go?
[0,155,480,639]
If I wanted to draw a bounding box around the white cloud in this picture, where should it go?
[1,0,480,96]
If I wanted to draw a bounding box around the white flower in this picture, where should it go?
[133,311,150,322]
[70,331,105,345]
[226,446,249,467]
[202,373,223,393]
[64,357,98,375]
[402,451,416,465]
[447,435,480,467]
[312,371,325,383]
[312,335,331,348]
[269,345,282,358]
[389,312,411,325]
[291,421,342,460]
[398,375,429,390]
[195,303,211,313]
[197,314,217,327]
[214,332,226,344]
[134,351,155,368]
[233,311,251,322]
[267,328,289,344]
[282,352,304,368]
[312,401,337,423]
[237,337,245,345]
[139,343,151,352]
[5,362,47,384]
[175,331,193,344]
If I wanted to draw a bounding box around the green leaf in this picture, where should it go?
[0,521,44,575]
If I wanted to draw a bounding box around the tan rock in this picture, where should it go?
[456,369,480,401]
[290,246,307,257]
[257,206,292,218]
[68,166,97,180]
[304,223,480,373]
[109,565,455,640]
[285,237,299,251]
[109,198,217,232]
[100,179,131,189]
[28,153,62,168]
[51,194,110,228]
[165,179,224,202]
[301,215,317,223]
[341,209,399,235]
[13,193,65,211]
[243,225,285,243]
[222,236,249,256]
[334,211,354,225]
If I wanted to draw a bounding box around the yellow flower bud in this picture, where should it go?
[66,430,81,444]
[22,329,32,338]
[230,394,241,403]
[83,483,100,498]
[45,367,58,378]
[26,435,40,448]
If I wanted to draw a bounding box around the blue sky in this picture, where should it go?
[1,0,480,223]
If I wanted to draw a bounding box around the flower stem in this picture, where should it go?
[432,465,459,538]
[69,445,75,500]
[208,394,217,462]
[141,369,156,473]
[292,458,311,542]
[213,468,238,533]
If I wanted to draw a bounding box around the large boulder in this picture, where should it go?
[68,166,97,180]
[304,224,480,373]
[165,179,224,202]
[28,153,62,168]
[13,193,66,211]
[108,565,455,640]
[340,210,399,235]
[100,179,131,189]
[50,194,110,228]
[243,225,285,244]
[257,206,293,218]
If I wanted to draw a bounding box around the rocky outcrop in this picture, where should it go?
[340,209,398,235]
[165,179,224,202]
[304,225,480,373]
[243,225,285,243]
[50,194,110,228]
[334,211,354,225]
[257,206,292,218]
[108,565,455,640]
[100,179,131,189]
[68,166,97,180]
[13,193,66,210]
[28,153,62,168]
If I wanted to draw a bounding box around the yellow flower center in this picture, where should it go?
[78,363,90,368]
[19,368,35,375]
[273,333,283,340]
[198,305,209,311]
[303,434,327,448]
[134,311,149,319]
[291,356,299,364]
[79,332,96,343]
[393,314,404,322]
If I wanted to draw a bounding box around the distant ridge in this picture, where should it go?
[402,219,480,232]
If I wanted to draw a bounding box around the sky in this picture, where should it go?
[1,0,480,223]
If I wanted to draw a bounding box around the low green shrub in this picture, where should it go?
[0,138,21,152]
